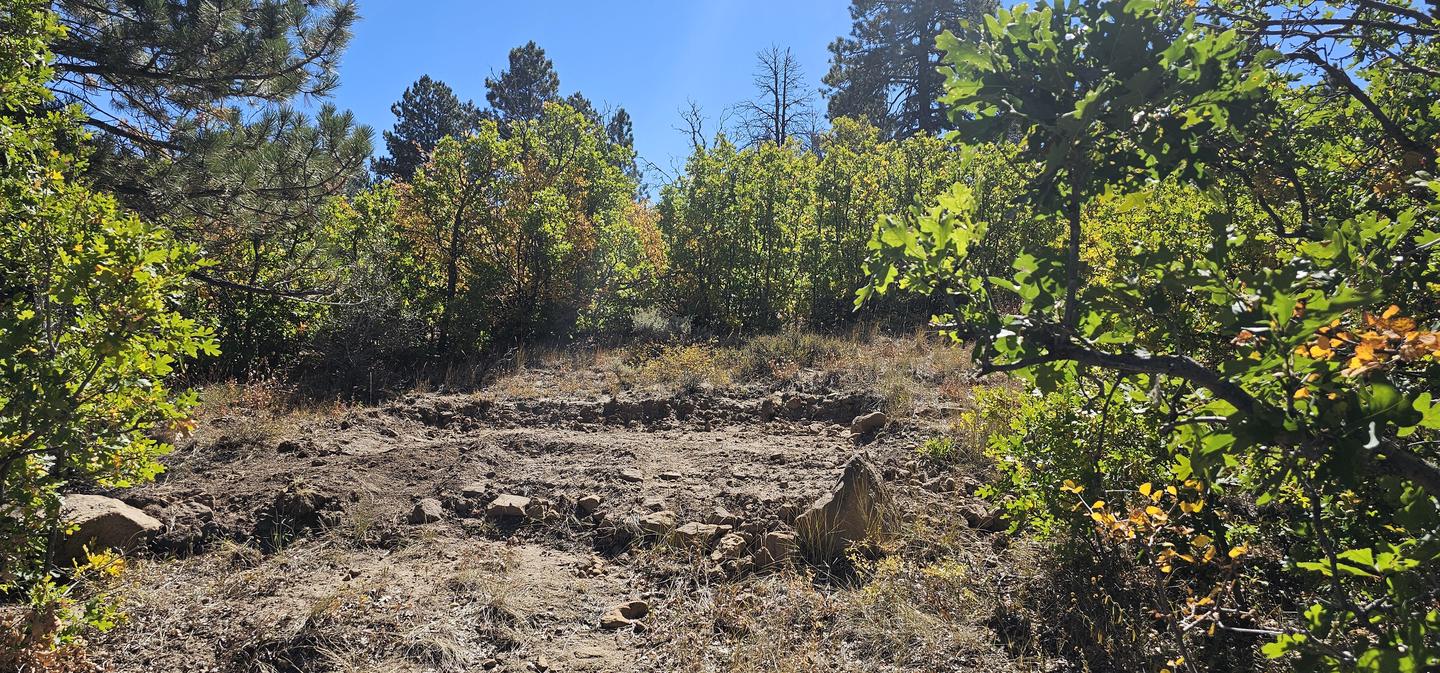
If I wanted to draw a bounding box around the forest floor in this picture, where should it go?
[84,334,1066,673]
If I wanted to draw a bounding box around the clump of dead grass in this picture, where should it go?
[196,379,348,449]
[655,506,1042,673]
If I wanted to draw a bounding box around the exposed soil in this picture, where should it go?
[85,355,1047,673]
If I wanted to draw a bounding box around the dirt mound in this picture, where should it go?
[86,355,1034,672]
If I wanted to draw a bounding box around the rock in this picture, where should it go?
[706,506,742,527]
[618,468,644,483]
[850,411,888,435]
[962,503,1009,532]
[710,532,749,561]
[460,481,489,498]
[673,522,728,547]
[60,494,162,561]
[794,455,893,560]
[936,477,958,493]
[576,494,603,515]
[486,494,532,518]
[600,600,649,629]
[753,531,797,568]
[637,510,676,536]
[524,498,558,522]
[407,498,445,524]
[641,495,668,512]
[657,471,682,481]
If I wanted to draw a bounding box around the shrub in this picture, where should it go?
[1,0,216,593]
[632,344,732,393]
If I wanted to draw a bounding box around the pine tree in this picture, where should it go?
[375,75,485,181]
[606,107,640,185]
[485,41,561,122]
[43,0,373,372]
[607,108,635,150]
[566,92,603,126]
[44,0,372,283]
[823,0,993,138]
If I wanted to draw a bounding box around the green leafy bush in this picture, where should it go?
[861,0,1440,669]
[1,0,216,598]
[978,383,1165,537]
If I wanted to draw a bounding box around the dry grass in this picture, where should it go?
[93,529,537,673]
[595,326,977,420]
[193,379,349,452]
[651,504,1051,673]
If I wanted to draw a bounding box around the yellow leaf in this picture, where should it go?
[1139,482,1153,497]
[1293,388,1311,399]
[1228,543,1249,559]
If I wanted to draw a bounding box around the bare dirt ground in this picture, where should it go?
[85,340,1056,673]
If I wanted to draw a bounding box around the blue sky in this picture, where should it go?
[329,1,854,185]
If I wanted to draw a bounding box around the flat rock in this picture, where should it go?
[486,494,532,518]
[576,494,603,515]
[637,510,676,536]
[618,468,644,483]
[673,522,728,546]
[706,506,742,527]
[460,481,489,498]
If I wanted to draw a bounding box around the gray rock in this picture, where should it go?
[637,510,677,536]
[706,506,742,527]
[673,522,729,546]
[460,481,489,498]
[794,455,893,559]
[408,498,445,524]
[710,532,749,561]
[576,494,603,515]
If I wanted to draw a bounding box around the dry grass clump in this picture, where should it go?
[659,560,1014,673]
[627,344,734,393]
[91,532,530,673]
[725,329,846,383]
[597,326,977,419]
[194,380,348,450]
[657,510,1038,673]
